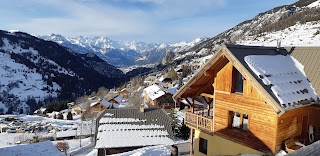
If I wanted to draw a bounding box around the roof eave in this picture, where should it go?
[173,45,225,100]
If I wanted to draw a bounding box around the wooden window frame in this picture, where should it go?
[232,68,244,94]
[199,137,208,155]
[229,111,249,131]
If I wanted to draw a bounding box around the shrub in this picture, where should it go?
[55,142,69,153]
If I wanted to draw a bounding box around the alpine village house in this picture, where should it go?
[173,44,320,156]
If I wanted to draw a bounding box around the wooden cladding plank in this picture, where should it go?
[204,70,215,76]
[215,61,233,92]
[200,93,215,99]
[243,78,263,100]
[215,92,275,115]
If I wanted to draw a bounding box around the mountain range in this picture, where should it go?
[39,34,208,67]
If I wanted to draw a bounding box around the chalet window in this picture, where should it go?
[242,114,249,130]
[232,112,241,128]
[229,111,249,130]
[199,137,208,155]
[232,68,243,93]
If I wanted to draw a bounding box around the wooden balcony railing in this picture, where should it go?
[185,111,214,133]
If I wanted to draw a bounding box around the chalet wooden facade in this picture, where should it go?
[119,88,132,99]
[90,99,113,112]
[173,44,320,155]
[143,84,175,109]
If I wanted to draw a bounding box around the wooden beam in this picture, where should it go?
[200,93,215,99]
[202,96,209,104]
[204,70,215,77]
[189,85,204,89]
[190,128,194,156]
[184,97,195,110]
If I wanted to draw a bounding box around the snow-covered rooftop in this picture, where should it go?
[90,99,112,108]
[244,55,318,110]
[144,84,166,100]
[96,130,173,149]
[99,117,146,124]
[56,130,77,138]
[120,88,132,93]
[166,87,177,95]
[95,108,174,149]
[113,96,124,103]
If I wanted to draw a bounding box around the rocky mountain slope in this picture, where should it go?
[188,0,320,54]
[0,30,126,114]
[39,34,208,67]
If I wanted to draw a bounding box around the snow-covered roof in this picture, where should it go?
[100,99,112,107]
[56,130,77,138]
[144,84,166,100]
[245,55,318,110]
[158,76,165,82]
[157,80,168,88]
[96,130,173,149]
[113,96,123,103]
[120,88,132,93]
[113,103,120,108]
[90,99,112,108]
[0,141,64,156]
[95,108,174,149]
[166,87,177,95]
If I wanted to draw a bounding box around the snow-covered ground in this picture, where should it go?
[0,141,64,156]
[52,137,92,154]
[238,21,320,47]
[114,145,171,156]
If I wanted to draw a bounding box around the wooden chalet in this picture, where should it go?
[119,88,132,99]
[143,84,175,109]
[173,44,320,155]
[90,99,113,112]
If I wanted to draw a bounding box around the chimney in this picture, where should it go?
[139,103,145,113]
[276,40,281,52]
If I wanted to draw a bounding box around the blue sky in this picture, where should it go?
[1,0,297,43]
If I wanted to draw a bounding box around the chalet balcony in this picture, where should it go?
[185,111,214,133]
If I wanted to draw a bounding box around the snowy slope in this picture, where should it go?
[171,0,320,71]
[0,30,126,114]
[238,21,320,46]
[39,34,208,67]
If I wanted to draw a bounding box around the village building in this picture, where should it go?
[33,107,48,116]
[106,95,123,108]
[72,103,87,115]
[94,108,174,155]
[90,99,113,112]
[143,84,175,109]
[173,44,320,155]
[119,88,132,99]
[143,75,158,86]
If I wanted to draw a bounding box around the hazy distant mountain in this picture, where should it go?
[39,34,208,67]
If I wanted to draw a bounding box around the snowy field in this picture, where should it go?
[238,21,320,47]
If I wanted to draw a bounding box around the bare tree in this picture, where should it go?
[128,91,144,108]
